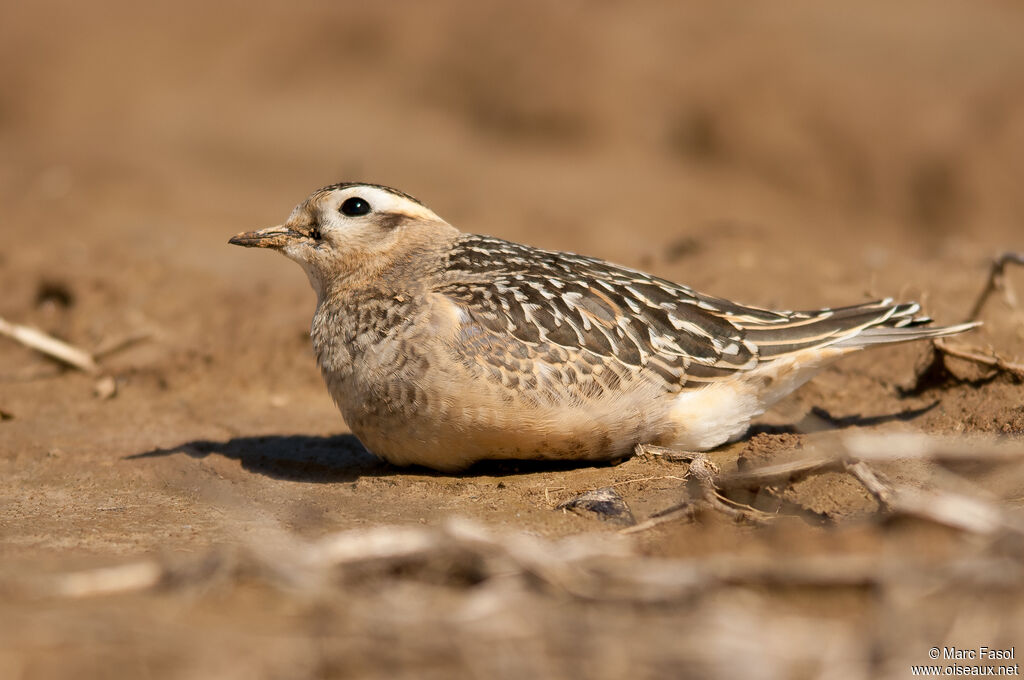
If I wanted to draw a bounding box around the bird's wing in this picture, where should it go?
[436,235,934,392]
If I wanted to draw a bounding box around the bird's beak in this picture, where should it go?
[228,225,299,249]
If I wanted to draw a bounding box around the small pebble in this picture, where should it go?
[94,375,117,400]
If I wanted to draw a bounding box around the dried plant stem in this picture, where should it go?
[632,445,774,526]
[93,329,153,359]
[719,456,841,490]
[845,459,1019,536]
[933,338,1024,380]
[0,316,98,373]
[620,504,698,534]
[843,461,896,511]
[51,561,163,598]
[632,435,1024,538]
[967,251,1024,322]
[920,252,1024,384]
[31,519,1024,604]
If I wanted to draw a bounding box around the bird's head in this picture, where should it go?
[229,183,455,298]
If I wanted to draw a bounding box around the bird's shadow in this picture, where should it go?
[126,433,614,482]
[129,401,939,483]
[127,434,385,483]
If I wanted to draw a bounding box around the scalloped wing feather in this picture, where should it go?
[437,235,969,395]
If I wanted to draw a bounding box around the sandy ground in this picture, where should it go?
[1,1,1024,678]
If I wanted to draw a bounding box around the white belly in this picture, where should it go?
[666,348,845,450]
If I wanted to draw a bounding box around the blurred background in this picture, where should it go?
[1,1,1023,678]
[3,0,1023,275]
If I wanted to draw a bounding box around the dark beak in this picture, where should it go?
[228,225,298,249]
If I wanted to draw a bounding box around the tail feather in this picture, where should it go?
[731,299,979,358]
[832,320,981,349]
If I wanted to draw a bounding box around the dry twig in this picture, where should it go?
[50,561,163,598]
[631,445,774,527]
[543,486,566,504]
[93,329,153,359]
[629,434,1024,537]
[843,461,896,511]
[933,338,1024,380]
[923,251,1024,383]
[619,503,698,534]
[967,251,1024,322]
[718,456,842,490]
[842,431,1024,463]
[28,519,1024,605]
[0,315,98,373]
[844,459,1020,536]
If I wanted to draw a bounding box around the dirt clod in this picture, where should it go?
[558,487,637,526]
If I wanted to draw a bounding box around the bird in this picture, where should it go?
[229,182,978,471]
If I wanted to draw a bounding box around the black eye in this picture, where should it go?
[309,225,321,240]
[340,197,371,217]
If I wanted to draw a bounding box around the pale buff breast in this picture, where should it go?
[323,295,679,470]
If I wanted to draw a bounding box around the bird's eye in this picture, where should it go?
[340,197,371,217]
